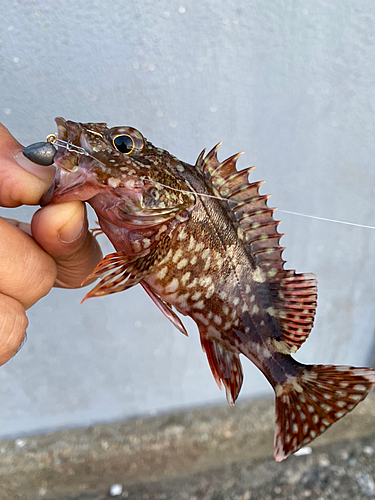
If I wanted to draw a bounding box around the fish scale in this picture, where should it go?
[32,117,375,462]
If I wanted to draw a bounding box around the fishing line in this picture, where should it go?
[53,139,96,158]
[52,138,375,231]
[277,210,375,231]
[149,180,375,231]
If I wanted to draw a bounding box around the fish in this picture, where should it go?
[37,117,375,461]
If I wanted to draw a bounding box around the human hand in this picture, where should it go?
[0,123,102,366]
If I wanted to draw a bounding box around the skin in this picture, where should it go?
[0,123,102,366]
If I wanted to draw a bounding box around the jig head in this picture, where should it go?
[22,134,57,166]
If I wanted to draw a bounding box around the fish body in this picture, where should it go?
[41,118,375,461]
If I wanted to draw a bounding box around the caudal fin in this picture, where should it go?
[274,364,375,462]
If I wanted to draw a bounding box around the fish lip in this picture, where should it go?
[39,118,86,206]
[55,117,68,142]
[55,117,85,169]
[39,117,69,207]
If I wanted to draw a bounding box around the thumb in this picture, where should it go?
[31,201,103,288]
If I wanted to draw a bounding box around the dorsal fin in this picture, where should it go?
[213,152,244,180]
[197,146,318,352]
[195,148,206,168]
[197,142,222,174]
[269,271,317,352]
[220,168,256,197]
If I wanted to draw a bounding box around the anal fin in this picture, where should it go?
[201,336,243,405]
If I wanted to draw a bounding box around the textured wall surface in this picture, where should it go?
[1,0,375,438]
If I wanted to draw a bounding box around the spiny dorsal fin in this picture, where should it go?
[197,142,222,174]
[213,152,244,180]
[195,148,206,168]
[198,144,318,352]
[219,168,256,198]
[195,145,246,191]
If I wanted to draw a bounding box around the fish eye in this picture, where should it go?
[112,134,135,154]
[108,127,145,155]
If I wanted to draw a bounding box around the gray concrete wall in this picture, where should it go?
[1,0,375,438]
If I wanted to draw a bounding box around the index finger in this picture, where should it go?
[0,123,54,207]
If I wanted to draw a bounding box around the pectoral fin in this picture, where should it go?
[118,204,189,228]
[81,233,171,301]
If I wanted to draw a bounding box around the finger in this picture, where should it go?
[31,201,103,289]
[0,293,28,366]
[2,217,32,235]
[0,218,56,309]
[0,123,55,207]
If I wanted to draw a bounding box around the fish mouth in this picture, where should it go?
[54,117,84,172]
[55,116,68,142]
[40,118,99,206]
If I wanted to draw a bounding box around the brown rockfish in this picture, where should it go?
[38,118,375,461]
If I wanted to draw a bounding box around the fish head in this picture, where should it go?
[41,118,195,217]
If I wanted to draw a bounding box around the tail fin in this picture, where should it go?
[274,364,375,462]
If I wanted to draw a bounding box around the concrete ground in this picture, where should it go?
[1,394,375,500]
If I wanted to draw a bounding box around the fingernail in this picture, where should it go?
[58,206,86,244]
[14,151,56,182]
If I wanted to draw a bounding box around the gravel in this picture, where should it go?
[2,394,375,499]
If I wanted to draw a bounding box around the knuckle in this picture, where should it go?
[23,256,57,307]
[7,234,57,309]
[0,171,19,207]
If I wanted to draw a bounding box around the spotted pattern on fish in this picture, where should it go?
[43,117,375,462]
